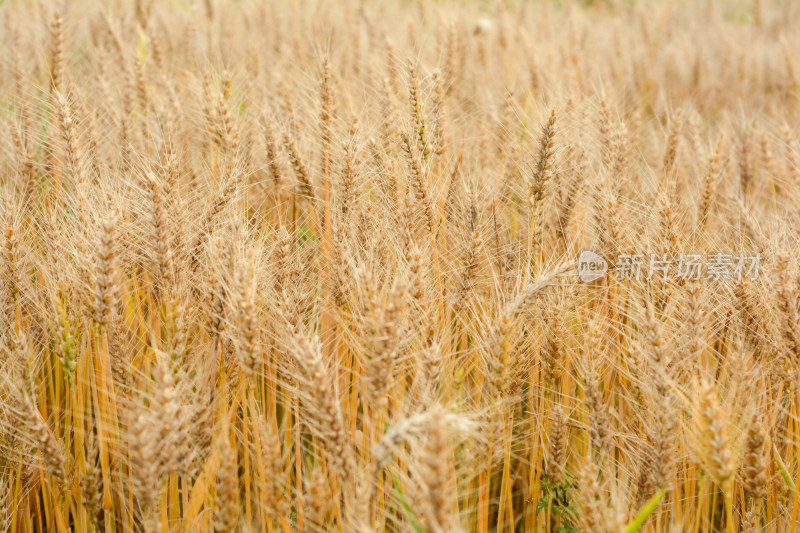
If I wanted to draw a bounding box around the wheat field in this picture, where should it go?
[0,0,799,531]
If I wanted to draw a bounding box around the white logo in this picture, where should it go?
[578,251,608,282]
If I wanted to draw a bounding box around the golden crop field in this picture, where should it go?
[0,0,799,531]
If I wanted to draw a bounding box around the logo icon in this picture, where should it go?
[578,251,608,282]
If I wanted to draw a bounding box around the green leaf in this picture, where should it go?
[622,489,665,533]
[297,223,316,243]
[773,445,798,493]
[535,496,549,514]
[391,472,425,533]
